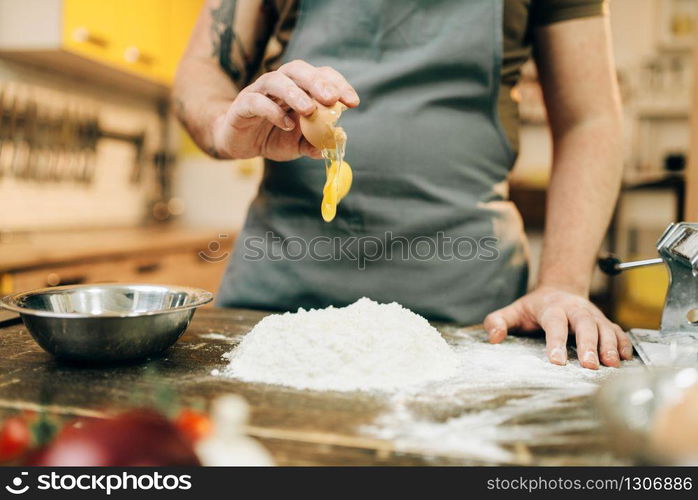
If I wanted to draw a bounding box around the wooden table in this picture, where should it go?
[0,308,627,466]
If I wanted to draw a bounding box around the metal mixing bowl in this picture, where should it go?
[596,366,698,464]
[0,283,213,363]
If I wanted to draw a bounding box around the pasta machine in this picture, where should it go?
[599,222,698,366]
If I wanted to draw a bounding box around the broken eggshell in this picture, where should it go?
[299,101,347,150]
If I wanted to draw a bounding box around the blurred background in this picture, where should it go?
[0,0,695,327]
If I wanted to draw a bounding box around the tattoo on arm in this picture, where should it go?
[210,0,241,81]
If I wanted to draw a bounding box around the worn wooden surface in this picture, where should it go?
[0,308,626,466]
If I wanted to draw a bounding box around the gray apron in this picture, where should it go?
[217,0,529,324]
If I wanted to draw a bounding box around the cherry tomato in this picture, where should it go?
[0,417,31,462]
[174,409,211,443]
[30,410,200,466]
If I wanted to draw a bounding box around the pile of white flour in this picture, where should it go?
[221,297,459,392]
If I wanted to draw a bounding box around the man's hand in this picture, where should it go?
[483,286,633,369]
[211,60,360,161]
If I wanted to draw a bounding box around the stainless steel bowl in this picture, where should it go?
[596,366,698,464]
[0,283,213,363]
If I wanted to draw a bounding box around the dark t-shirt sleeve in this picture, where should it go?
[531,0,607,27]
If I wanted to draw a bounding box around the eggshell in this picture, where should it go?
[300,101,347,150]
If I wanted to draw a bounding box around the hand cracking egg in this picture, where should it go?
[300,101,353,223]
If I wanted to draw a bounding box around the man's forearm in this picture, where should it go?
[486,16,631,369]
[537,115,623,295]
[173,56,237,159]
[173,0,256,159]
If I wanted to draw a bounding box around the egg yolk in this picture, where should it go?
[321,158,352,222]
[320,131,352,223]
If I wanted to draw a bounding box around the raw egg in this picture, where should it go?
[321,159,352,222]
[300,101,353,223]
[300,102,347,150]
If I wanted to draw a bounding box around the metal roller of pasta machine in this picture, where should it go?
[599,222,698,366]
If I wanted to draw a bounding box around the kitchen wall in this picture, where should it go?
[0,58,161,231]
[0,0,234,298]
[512,0,683,185]
[173,137,262,230]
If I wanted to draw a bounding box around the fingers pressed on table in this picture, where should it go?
[614,325,634,360]
[569,310,600,369]
[539,306,569,365]
[482,291,629,370]
[597,321,621,367]
[483,314,506,343]
[483,303,521,344]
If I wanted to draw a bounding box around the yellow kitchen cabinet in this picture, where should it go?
[62,0,119,68]
[0,0,203,91]
[63,0,169,82]
[163,0,206,83]
[64,0,205,84]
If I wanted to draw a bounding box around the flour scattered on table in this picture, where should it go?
[215,298,640,463]
[219,297,458,392]
[361,327,639,463]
